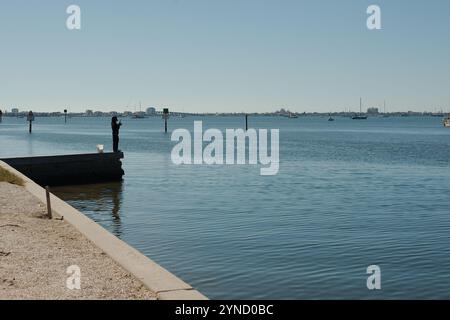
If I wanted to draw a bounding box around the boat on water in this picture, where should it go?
[132,102,146,119]
[444,114,450,127]
[352,115,367,120]
[352,98,367,120]
[132,112,145,119]
[382,100,389,117]
[328,114,335,121]
[288,113,299,118]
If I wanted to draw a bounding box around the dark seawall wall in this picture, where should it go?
[1,152,124,186]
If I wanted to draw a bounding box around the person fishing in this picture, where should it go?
[111,116,122,152]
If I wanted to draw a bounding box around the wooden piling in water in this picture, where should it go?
[27,111,34,134]
[163,108,169,133]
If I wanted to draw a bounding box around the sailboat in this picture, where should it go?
[352,98,368,120]
[383,100,389,118]
[443,113,450,127]
[132,102,146,119]
[328,113,335,121]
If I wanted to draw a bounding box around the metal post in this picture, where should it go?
[245,114,248,131]
[45,186,52,219]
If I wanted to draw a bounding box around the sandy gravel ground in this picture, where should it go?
[0,182,156,300]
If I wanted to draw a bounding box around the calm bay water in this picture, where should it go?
[1,115,450,299]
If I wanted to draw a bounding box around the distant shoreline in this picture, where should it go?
[1,112,448,118]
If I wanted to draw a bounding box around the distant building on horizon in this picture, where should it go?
[146,107,156,115]
[367,107,379,115]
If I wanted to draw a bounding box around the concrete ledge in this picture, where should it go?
[0,160,208,300]
[158,290,207,301]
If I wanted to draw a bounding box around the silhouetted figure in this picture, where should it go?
[111,116,122,152]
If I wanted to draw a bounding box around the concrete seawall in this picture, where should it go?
[1,153,125,186]
[0,160,207,300]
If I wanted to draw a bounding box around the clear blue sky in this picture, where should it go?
[1,0,449,113]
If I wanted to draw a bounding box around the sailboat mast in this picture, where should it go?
[360,98,362,115]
